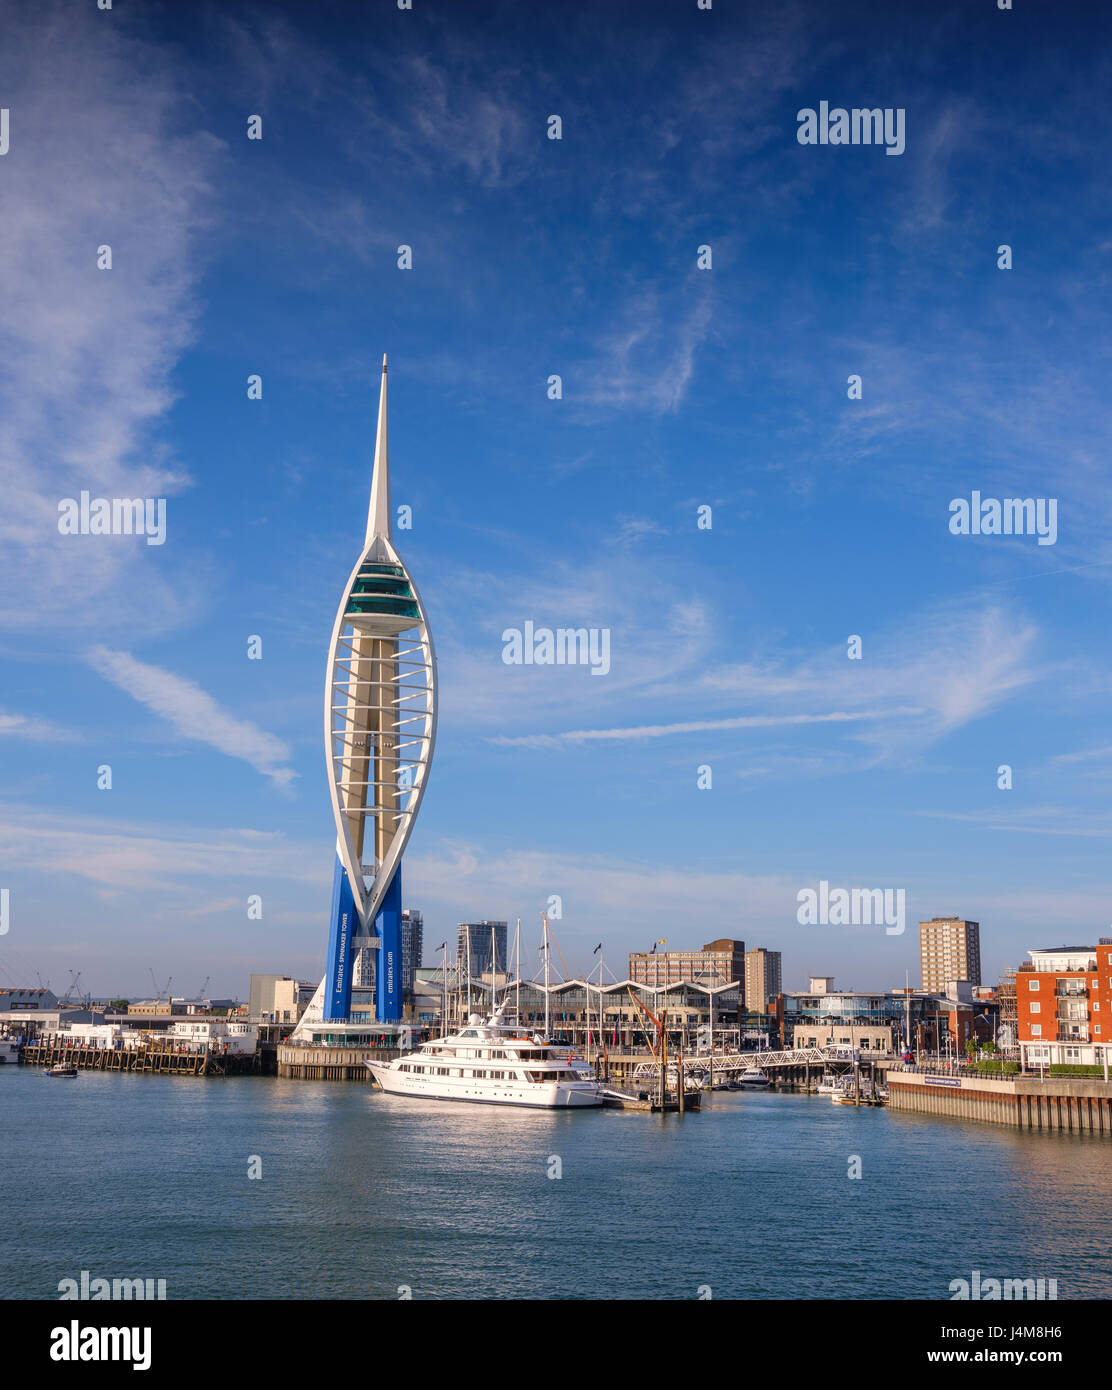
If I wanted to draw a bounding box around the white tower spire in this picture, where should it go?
[366,354,391,545]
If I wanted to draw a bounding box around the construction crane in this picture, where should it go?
[195,976,211,1000]
[62,970,82,1005]
[627,986,665,1059]
[148,969,172,1002]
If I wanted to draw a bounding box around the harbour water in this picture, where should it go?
[6,1067,1112,1300]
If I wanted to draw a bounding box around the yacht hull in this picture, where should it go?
[365,1061,603,1108]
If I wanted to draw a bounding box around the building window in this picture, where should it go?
[1028,979,1040,991]
[1030,1025,1042,1037]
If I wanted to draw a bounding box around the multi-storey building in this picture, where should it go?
[744,948,782,1013]
[1016,943,1112,1069]
[920,917,981,991]
[457,921,508,979]
[628,939,744,989]
[785,977,977,1055]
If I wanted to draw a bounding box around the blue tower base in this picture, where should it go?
[322,857,404,1025]
[322,855,357,1022]
[375,866,403,1024]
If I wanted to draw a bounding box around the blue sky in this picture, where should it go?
[1,0,1111,1000]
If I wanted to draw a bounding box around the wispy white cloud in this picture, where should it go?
[0,710,79,742]
[580,286,714,415]
[0,804,320,893]
[492,708,922,749]
[86,647,298,791]
[0,9,219,633]
[700,604,1043,760]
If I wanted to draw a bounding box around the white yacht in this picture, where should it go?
[0,1040,19,1065]
[365,1006,604,1108]
[735,1066,770,1089]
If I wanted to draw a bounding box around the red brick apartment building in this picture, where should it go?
[1016,942,1112,1069]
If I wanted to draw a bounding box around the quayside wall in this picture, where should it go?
[888,1070,1112,1134]
[277,1044,400,1080]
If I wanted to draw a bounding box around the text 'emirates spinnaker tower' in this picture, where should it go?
[320,356,437,1024]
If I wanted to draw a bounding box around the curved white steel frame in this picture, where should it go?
[324,538,437,934]
[323,357,437,937]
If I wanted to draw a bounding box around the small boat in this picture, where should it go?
[0,1040,20,1065]
[815,1073,842,1095]
[735,1066,770,1089]
[45,1063,78,1078]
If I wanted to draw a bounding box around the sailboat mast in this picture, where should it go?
[515,916,521,1022]
[542,912,550,1037]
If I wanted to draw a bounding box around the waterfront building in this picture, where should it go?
[249,975,317,1024]
[920,916,981,991]
[1017,942,1112,1069]
[293,358,437,1038]
[457,921,508,978]
[744,947,782,1012]
[784,978,976,1055]
[506,978,743,1050]
[792,1020,895,1052]
[628,939,744,989]
[786,981,898,1052]
[169,1020,259,1054]
[0,987,59,1013]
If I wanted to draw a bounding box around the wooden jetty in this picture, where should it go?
[20,1041,257,1077]
[601,1086,700,1113]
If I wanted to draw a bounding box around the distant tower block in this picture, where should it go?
[315,358,437,1026]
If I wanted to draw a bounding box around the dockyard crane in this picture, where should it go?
[148,969,172,1002]
[62,970,82,1005]
[195,976,210,1000]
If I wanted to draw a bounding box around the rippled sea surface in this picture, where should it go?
[6,1067,1111,1300]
